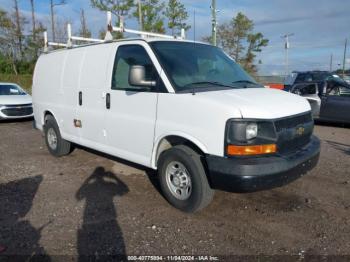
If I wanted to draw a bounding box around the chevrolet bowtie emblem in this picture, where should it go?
[296,126,305,136]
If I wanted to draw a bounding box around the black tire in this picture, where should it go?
[44,115,73,157]
[158,145,214,213]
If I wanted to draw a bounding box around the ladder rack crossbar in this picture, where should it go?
[47,42,68,47]
[71,36,104,43]
[112,26,176,39]
[108,11,186,40]
[47,42,78,48]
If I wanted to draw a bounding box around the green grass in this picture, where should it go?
[0,74,33,94]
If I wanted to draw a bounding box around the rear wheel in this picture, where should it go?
[158,145,214,213]
[44,115,73,157]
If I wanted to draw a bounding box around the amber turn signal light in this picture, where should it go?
[227,144,277,156]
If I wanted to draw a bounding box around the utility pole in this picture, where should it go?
[330,53,333,72]
[30,0,36,40]
[342,38,348,77]
[13,0,23,57]
[50,0,55,42]
[50,0,67,42]
[211,0,217,46]
[193,9,196,41]
[80,9,90,38]
[137,0,143,31]
[282,33,294,76]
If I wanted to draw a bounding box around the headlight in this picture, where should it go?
[246,123,258,140]
[225,120,277,156]
[226,121,261,143]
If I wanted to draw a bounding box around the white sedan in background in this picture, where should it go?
[0,83,33,120]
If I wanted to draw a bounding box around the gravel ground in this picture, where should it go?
[0,120,349,261]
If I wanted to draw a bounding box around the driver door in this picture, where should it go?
[320,86,350,123]
[104,43,166,167]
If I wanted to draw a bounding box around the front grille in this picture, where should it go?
[4,103,32,108]
[278,134,311,154]
[1,107,33,117]
[274,112,313,154]
[275,113,313,132]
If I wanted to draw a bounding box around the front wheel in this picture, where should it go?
[158,145,214,213]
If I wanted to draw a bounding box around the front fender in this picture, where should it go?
[151,131,209,169]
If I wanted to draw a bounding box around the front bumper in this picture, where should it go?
[206,136,320,193]
[0,105,33,120]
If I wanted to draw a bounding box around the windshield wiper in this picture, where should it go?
[232,80,259,85]
[180,81,260,94]
[182,81,237,94]
[184,81,235,89]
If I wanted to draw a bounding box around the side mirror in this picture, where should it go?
[129,65,156,87]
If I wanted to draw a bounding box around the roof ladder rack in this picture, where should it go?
[43,11,186,52]
[44,23,105,52]
[106,11,186,40]
[67,24,104,47]
[43,31,68,52]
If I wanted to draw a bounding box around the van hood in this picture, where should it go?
[196,88,311,119]
[0,94,32,105]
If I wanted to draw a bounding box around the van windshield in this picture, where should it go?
[150,41,261,93]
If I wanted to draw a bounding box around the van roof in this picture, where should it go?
[42,38,211,54]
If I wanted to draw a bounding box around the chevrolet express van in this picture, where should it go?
[33,39,320,212]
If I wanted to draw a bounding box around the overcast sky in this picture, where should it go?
[1,0,349,75]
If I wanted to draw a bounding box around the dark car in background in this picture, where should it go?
[284,71,350,124]
[284,71,348,94]
[343,75,350,84]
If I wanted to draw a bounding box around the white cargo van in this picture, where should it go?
[33,39,320,212]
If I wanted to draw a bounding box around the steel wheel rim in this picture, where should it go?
[47,128,58,150]
[165,161,192,200]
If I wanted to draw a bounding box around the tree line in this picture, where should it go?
[0,0,46,75]
[204,12,269,75]
[0,0,268,76]
[91,0,191,39]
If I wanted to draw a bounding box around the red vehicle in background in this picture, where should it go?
[264,83,284,90]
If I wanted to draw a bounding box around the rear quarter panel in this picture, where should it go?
[32,51,67,130]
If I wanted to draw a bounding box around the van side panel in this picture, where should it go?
[33,51,67,130]
[80,45,112,90]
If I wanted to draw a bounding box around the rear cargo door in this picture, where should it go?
[77,44,115,148]
[61,48,84,142]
